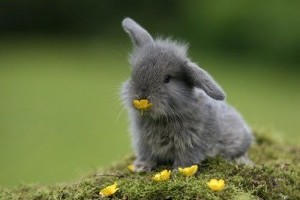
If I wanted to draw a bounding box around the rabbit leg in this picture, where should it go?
[133,138,157,172]
[234,153,253,166]
[172,149,204,169]
[133,158,156,172]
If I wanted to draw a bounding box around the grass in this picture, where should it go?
[0,130,299,200]
[0,37,299,186]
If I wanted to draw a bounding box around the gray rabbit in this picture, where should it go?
[121,18,253,172]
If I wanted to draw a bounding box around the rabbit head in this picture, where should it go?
[122,18,225,118]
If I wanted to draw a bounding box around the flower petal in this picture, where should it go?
[140,99,148,107]
[99,182,119,197]
[133,99,153,110]
[178,165,198,176]
[207,179,226,191]
[160,170,171,181]
[127,164,135,172]
[152,169,171,182]
[133,100,141,109]
[178,167,184,173]
[217,180,225,190]
[152,174,161,181]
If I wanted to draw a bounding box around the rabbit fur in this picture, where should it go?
[121,18,253,172]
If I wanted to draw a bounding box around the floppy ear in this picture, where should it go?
[122,17,153,47]
[184,62,226,100]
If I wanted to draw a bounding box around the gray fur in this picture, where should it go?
[121,18,253,172]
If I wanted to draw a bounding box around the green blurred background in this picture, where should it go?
[0,0,299,186]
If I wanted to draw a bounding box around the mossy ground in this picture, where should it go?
[1,131,299,200]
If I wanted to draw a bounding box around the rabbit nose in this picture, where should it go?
[139,87,148,99]
[141,87,147,93]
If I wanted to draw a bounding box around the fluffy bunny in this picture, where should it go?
[121,18,253,172]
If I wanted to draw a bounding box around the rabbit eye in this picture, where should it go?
[163,75,171,83]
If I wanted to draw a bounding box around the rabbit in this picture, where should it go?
[120,17,253,172]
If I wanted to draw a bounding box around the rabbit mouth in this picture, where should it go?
[133,99,153,110]
[131,99,171,119]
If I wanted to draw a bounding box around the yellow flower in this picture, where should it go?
[207,179,225,191]
[99,182,119,197]
[127,164,135,172]
[133,99,153,110]
[178,165,198,176]
[152,169,171,181]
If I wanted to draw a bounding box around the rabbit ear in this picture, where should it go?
[185,62,226,100]
[122,17,153,47]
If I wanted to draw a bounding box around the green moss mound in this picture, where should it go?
[1,131,299,200]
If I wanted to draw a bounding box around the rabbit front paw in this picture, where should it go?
[133,160,156,172]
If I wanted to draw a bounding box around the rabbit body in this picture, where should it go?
[121,18,253,172]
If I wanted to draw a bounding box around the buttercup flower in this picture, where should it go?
[127,164,135,172]
[207,179,225,191]
[99,182,119,197]
[133,99,153,110]
[178,165,198,176]
[152,169,171,181]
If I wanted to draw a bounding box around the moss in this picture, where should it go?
[1,130,299,200]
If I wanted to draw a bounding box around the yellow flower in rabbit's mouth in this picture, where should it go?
[133,99,153,111]
[207,179,226,191]
[152,169,171,182]
[178,165,198,176]
[99,182,119,197]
